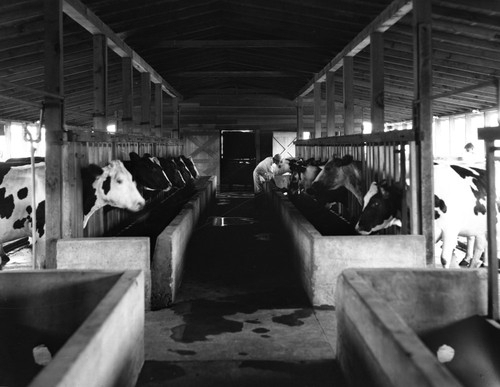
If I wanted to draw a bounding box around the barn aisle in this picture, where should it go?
[136,189,348,387]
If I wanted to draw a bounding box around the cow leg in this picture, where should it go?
[440,231,460,268]
[0,244,9,270]
[469,235,487,269]
[459,236,475,267]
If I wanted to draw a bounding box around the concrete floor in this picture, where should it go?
[135,190,348,387]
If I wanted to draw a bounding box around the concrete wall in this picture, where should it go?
[151,175,217,309]
[265,186,426,306]
[336,268,487,387]
[0,270,144,387]
[57,237,151,309]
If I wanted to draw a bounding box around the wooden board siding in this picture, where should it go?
[183,131,220,185]
[273,131,297,159]
[61,132,184,239]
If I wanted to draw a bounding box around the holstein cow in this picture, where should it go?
[285,157,348,207]
[82,160,146,228]
[174,156,195,184]
[155,157,187,188]
[308,155,364,206]
[125,152,172,193]
[286,158,323,193]
[285,157,306,194]
[355,163,491,268]
[0,160,145,269]
[181,155,200,179]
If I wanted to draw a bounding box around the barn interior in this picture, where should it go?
[1,0,500,386]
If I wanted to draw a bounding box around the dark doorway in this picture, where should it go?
[220,130,256,190]
[258,131,273,163]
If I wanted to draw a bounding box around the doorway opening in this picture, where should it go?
[220,130,256,191]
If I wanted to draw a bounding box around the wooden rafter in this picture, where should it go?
[62,0,181,99]
[296,0,413,97]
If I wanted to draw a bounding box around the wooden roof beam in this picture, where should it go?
[62,0,182,99]
[171,71,304,78]
[296,0,412,98]
[153,40,322,48]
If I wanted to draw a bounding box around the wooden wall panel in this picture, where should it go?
[183,131,220,183]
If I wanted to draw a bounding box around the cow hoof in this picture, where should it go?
[468,260,484,269]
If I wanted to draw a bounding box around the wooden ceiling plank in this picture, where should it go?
[433,0,500,16]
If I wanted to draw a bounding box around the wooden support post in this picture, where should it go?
[154,83,163,137]
[44,0,64,269]
[497,78,500,124]
[413,0,434,266]
[370,32,384,133]
[140,72,151,135]
[314,82,322,138]
[172,97,180,139]
[121,56,133,133]
[478,127,500,321]
[326,71,336,137]
[93,34,107,131]
[343,56,355,135]
[296,97,304,140]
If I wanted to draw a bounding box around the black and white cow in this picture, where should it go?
[154,156,187,188]
[82,160,146,228]
[125,152,172,192]
[174,156,195,184]
[0,159,145,269]
[283,157,322,194]
[0,161,45,268]
[181,155,200,179]
[355,163,491,268]
[308,155,364,206]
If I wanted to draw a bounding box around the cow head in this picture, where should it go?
[158,157,186,188]
[283,158,306,195]
[125,152,172,191]
[273,158,292,176]
[355,181,403,235]
[82,160,145,228]
[309,155,364,205]
[180,155,200,179]
[303,164,323,191]
[174,156,194,184]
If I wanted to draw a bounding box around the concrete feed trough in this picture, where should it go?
[336,268,497,387]
[56,176,216,311]
[0,270,144,387]
[151,175,217,308]
[264,186,426,306]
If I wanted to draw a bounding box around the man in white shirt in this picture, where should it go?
[253,154,281,194]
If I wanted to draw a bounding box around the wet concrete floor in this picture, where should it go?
[136,190,348,387]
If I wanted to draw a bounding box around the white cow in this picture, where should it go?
[356,163,492,268]
[0,160,145,269]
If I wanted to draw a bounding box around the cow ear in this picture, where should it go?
[340,155,354,166]
[379,181,390,198]
[380,187,390,198]
[81,164,103,180]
